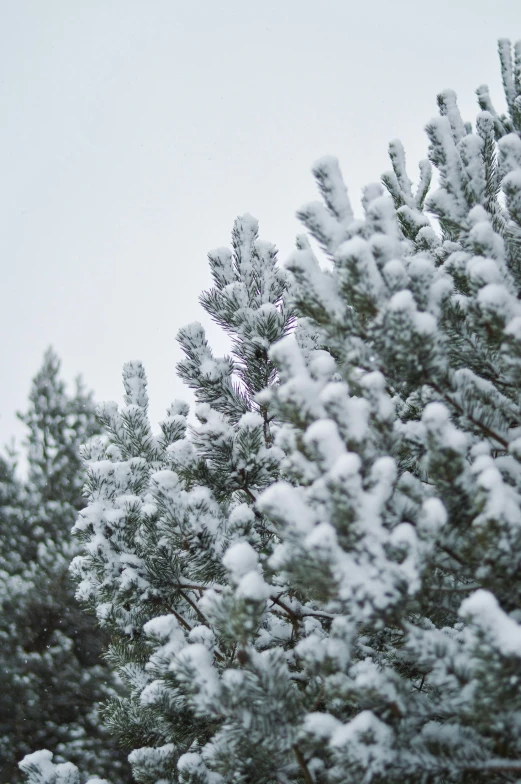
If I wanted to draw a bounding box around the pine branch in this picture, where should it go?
[429,381,509,448]
[179,589,211,626]
[292,744,315,784]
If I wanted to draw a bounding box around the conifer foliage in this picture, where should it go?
[20,38,521,784]
[0,349,127,783]
[66,216,294,783]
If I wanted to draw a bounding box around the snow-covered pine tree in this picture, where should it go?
[21,37,521,784]
[254,37,521,782]
[64,215,295,783]
[0,349,128,783]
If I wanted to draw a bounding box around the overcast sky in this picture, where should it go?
[1,0,520,456]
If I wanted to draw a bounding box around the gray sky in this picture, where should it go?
[1,0,520,454]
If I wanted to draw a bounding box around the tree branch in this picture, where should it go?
[430,381,508,449]
[292,744,314,784]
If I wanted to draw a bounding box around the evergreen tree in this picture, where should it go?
[20,38,521,784]
[0,447,25,573]
[64,215,294,783]
[0,349,128,783]
[259,37,521,782]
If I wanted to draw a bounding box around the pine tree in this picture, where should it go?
[0,349,128,783]
[20,38,521,784]
[65,215,294,784]
[258,37,521,782]
[0,447,25,572]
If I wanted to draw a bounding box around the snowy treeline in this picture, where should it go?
[9,38,521,784]
[0,350,128,783]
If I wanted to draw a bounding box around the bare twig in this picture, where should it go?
[179,590,210,626]
[292,744,314,784]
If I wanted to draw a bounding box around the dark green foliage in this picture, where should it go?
[0,349,129,784]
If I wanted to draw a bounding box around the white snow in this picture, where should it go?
[222,541,259,580]
[419,497,447,532]
[258,481,316,534]
[460,590,521,656]
[304,419,346,469]
[236,570,271,601]
[422,403,467,452]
